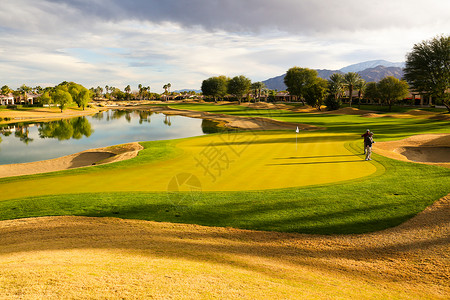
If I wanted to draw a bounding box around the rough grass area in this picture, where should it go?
[2,215,447,299]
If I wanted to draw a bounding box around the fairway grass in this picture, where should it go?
[0,131,377,200]
[0,104,449,234]
[0,133,448,234]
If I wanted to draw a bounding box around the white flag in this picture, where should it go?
[296,126,299,133]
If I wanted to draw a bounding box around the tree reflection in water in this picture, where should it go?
[0,110,184,145]
[38,117,93,141]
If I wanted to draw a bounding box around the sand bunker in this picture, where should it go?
[139,105,324,131]
[399,146,450,163]
[0,192,448,298]
[374,134,450,168]
[0,142,143,178]
[361,113,383,118]
[0,107,105,125]
[323,107,373,115]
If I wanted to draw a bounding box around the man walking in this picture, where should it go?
[361,129,373,154]
[364,133,374,161]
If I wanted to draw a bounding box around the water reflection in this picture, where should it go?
[0,110,170,144]
[38,117,93,141]
[201,119,225,134]
[14,125,34,144]
[0,110,209,164]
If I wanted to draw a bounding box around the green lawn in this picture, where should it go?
[0,103,449,234]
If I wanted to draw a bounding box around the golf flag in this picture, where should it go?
[296,126,299,133]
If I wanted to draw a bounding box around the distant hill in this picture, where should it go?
[357,65,404,82]
[173,89,202,93]
[262,60,405,91]
[339,60,405,73]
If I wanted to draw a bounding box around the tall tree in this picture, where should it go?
[284,67,318,105]
[1,85,13,96]
[138,84,143,100]
[355,79,367,108]
[251,82,266,102]
[328,73,345,101]
[377,76,409,111]
[364,82,380,104]
[68,83,90,110]
[304,78,328,111]
[227,75,251,104]
[404,35,450,111]
[344,72,362,107]
[201,76,228,102]
[52,87,73,112]
[39,91,52,105]
[163,84,169,101]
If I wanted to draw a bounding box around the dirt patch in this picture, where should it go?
[407,109,436,115]
[134,105,325,131]
[0,192,448,298]
[361,113,383,118]
[0,107,105,125]
[374,134,450,168]
[0,142,143,178]
[323,107,374,115]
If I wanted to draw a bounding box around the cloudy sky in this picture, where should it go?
[1,0,448,93]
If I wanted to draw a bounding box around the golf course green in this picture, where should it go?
[0,104,449,234]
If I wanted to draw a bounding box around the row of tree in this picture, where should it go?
[38,82,91,111]
[201,35,449,111]
[201,75,270,104]
[201,70,409,111]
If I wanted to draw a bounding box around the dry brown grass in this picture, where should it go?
[0,194,449,299]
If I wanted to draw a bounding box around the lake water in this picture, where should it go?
[0,110,209,165]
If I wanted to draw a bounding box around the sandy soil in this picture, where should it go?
[0,107,105,125]
[142,105,324,131]
[0,192,448,298]
[374,134,450,168]
[0,142,143,178]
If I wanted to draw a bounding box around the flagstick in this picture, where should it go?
[295,126,299,151]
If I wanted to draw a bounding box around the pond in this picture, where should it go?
[0,110,213,165]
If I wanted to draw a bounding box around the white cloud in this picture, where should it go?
[0,0,448,92]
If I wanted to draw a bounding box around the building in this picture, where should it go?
[0,93,15,105]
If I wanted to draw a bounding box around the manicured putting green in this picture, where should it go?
[1,131,377,201]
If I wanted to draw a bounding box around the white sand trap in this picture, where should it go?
[398,146,450,163]
[374,134,450,168]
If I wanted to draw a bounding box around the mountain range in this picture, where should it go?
[262,60,405,91]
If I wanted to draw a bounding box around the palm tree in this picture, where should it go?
[138,84,143,100]
[251,82,266,102]
[328,73,345,101]
[344,72,362,107]
[355,79,367,108]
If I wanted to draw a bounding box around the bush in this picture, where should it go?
[325,95,341,111]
